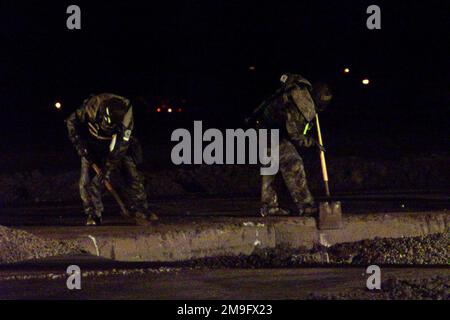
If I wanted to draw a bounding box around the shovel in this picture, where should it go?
[91,163,132,220]
[315,114,343,230]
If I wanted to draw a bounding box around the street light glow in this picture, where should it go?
[362,79,370,85]
[55,102,62,109]
[344,68,350,73]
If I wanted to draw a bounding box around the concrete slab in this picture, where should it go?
[15,211,450,262]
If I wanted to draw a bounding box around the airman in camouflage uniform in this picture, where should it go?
[66,93,158,226]
[252,74,332,216]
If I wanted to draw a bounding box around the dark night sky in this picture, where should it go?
[1,0,449,158]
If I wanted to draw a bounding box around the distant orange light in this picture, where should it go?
[344,68,350,73]
[55,102,62,109]
[167,108,173,113]
[156,107,162,112]
[362,78,370,85]
[177,108,182,112]
[249,65,256,71]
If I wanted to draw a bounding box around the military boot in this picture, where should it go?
[86,214,102,226]
[260,206,290,217]
[134,211,158,226]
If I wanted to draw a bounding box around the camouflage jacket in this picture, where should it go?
[253,83,317,149]
[283,102,316,148]
[66,93,134,171]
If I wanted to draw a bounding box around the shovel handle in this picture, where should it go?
[91,163,131,219]
[315,114,330,197]
[91,163,113,191]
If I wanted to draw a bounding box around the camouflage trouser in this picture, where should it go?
[79,156,149,217]
[261,139,314,210]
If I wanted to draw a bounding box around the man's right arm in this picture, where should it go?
[284,107,325,152]
[65,107,89,159]
[285,108,315,148]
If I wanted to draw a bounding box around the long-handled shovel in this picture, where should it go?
[315,114,343,230]
[91,163,132,220]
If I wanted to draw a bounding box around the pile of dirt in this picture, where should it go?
[309,276,449,300]
[173,232,449,269]
[0,170,80,204]
[325,232,449,265]
[0,225,83,264]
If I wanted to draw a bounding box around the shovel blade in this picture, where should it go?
[318,201,343,230]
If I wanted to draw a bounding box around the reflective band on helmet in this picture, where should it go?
[123,129,131,141]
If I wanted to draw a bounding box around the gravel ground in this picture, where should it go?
[309,276,450,300]
[176,231,449,269]
[0,266,181,281]
[0,225,83,264]
[325,232,449,265]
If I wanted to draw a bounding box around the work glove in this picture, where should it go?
[78,147,93,164]
[96,168,111,185]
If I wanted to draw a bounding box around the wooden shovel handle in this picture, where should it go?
[315,114,330,196]
[91,163,131,219]
[91,163,113,191]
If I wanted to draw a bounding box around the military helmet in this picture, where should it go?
[280,73,312,90]
[280,73,332,112]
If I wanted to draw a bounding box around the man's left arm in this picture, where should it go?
[103,105,134,174]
